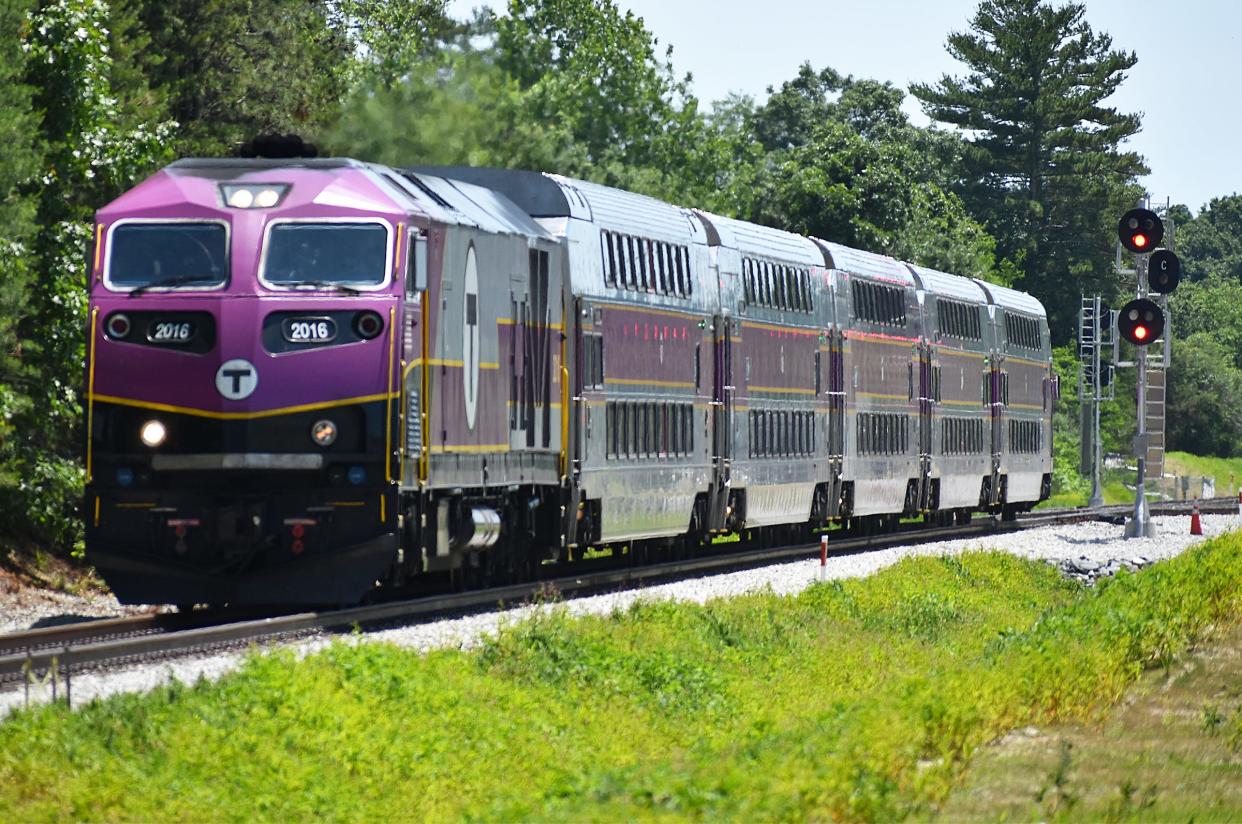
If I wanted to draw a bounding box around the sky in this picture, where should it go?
[448,0,1241,213]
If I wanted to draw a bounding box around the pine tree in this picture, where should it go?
[134,0,354,157]
[911,0,1147,340]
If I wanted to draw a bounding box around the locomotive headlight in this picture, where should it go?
[140,419,167,448]
[220,183,290,209]
[311,419,337,447]
[226,188,255,208]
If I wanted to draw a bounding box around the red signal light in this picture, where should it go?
[1134,325,1148,341]
[1133,233,1148,249]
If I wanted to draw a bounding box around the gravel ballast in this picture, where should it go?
[2,513,1237,717]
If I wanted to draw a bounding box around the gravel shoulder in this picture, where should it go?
[2,513,1237,717]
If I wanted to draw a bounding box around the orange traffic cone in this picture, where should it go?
[1190,500,1203,536]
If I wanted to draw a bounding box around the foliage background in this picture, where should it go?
[0,0,1234,558]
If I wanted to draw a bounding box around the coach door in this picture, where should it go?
[708,314,734,530]
[988,357,1004,505]
[917,341,934,510]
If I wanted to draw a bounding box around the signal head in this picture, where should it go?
[1148,249,1181,294]
[1117,298,1164,346]
[1118,208,1164,254]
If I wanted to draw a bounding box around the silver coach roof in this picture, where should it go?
[905,263,990,303]
[812,239,913,285]
[973,279,1047,318]
[693,210,824,266]
[546,174,706,244]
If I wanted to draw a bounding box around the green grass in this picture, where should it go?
[1165,451,1242,494]
[4,534,1242,821]
[939,619,1242,820]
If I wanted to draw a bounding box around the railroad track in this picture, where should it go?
[3,497,1235,696]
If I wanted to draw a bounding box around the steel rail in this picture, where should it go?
[2,497,1236,687]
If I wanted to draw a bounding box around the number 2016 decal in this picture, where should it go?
[147,321,195,343]
[282,317,337,344]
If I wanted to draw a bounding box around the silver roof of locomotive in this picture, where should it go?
[405,165,705,244]
[375,166,555,240]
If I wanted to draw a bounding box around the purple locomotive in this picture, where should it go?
[86,148,1053,606]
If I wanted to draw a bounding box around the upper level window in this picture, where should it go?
[741,257,813,313]
[106,222,228,291]
[938,298,982,341]
[1004,311,1041,350]
[262,222,389,290]
[600,230,691,298]
[852,279,906,326]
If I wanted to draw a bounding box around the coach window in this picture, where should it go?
[650,405,660,457]
[630,402,640,458]
[620,402,631,458]
[650,242,660,293]
[658,403,668,457]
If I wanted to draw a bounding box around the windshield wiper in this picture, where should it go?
[281,280,363,296]
[128,275,221,296]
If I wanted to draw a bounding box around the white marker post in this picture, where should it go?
[819,534,828,582]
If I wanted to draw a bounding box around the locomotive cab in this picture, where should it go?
[86,158,411,605]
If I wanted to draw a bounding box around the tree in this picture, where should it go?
[4,0,173,548]
[492,0,697,184]
[0,0,41,494]
[912,0,1148,341]
[745,64,1005,282]
[328,0,457,89]
[134,0,353,157]
[1166,332,1242,457]
[1175,194,1242,284]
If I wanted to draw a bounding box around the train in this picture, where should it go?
[84,141,1055,606]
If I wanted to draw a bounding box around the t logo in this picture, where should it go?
[462,246,480,428]
[215,358,258,400]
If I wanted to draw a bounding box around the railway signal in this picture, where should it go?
[1118,208,1164,253]
[1117,298,1163,346]
[1148,248,1181,294]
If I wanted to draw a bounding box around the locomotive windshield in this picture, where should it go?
[107,223,228,291]
[262,222,388,289]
